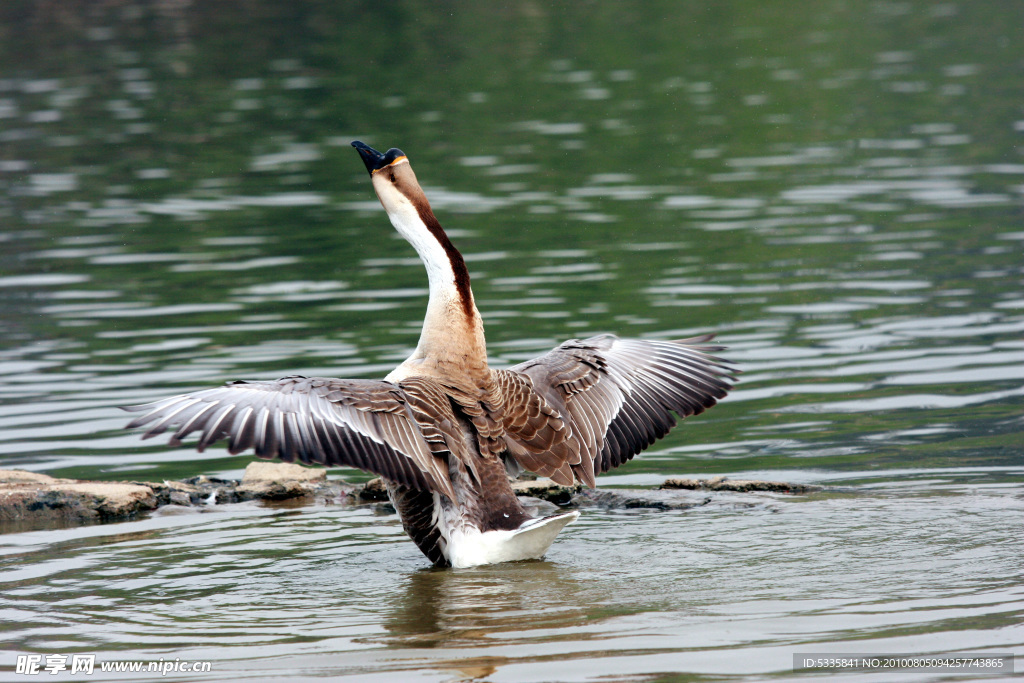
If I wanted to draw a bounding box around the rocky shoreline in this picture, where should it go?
[0,464,822,531]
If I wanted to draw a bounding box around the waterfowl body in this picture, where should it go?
[123,142,736,568]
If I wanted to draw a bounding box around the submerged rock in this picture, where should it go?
[358,477,390,501]
[0,465,820,531]
[510,477,581,505]
[0,464,353,529]
[571,487,713,511]
[660,476,821,494]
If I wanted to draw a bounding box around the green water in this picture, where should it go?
[1,2,1021,681]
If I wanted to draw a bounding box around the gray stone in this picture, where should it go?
[237,461,333,501]
[241,461,327,484]
[0,470,157,526]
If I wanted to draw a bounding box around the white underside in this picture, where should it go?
[446,511,580,569]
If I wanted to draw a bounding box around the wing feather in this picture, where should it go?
[227,406,255,454]
[506,333,735,483]
[122,375,456,498]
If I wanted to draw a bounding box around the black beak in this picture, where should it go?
[351,140,405,175]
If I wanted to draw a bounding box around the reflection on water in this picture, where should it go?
[386,562,589,650]
[1,1,1022,680]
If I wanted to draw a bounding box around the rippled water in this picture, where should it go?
[1,2,1022,681]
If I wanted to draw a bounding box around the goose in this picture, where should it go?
[123,141,736,568]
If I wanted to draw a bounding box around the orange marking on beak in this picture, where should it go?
[371,156,409,174]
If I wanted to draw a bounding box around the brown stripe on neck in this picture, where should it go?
[411,197,476,321]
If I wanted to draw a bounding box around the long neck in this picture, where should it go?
[384,196,489,383]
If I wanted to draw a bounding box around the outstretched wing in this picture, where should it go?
[491,369,579,486]
[504,334,735,487]
[122,375,455,499]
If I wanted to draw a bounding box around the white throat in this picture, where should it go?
[384,194,461,299]
[374,174,484,382]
